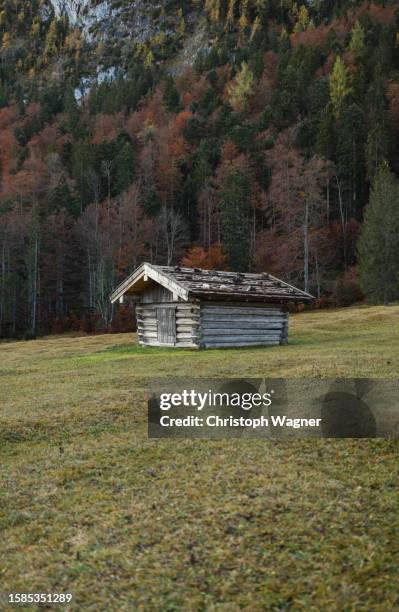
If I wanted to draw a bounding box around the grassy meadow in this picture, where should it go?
[1,304,399,610]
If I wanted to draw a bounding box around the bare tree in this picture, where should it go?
[160,206,188,265]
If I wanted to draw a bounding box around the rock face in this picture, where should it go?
[51,1,192,41]
[52,0,206,76]
[50,1,113,32]
[50,1,93,23]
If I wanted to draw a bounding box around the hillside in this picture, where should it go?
[1,304,399,609]
[0,1,399,337]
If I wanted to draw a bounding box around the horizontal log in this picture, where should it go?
[201,329,284,337]
[138,332,158,339]
[176,304,200,311]
[200,300,289,308]
[201,334,281,343]
[177,333,199,341]
[201,314,285,323]
[137,304,198,310]
[176,325,199,333]
[202,322,284,331]
[139,340,199,349]
[176,309,200,316]
[139,331,199,340]
[202,340,280,348]
[201,307,284,316]
[175,318,200,326]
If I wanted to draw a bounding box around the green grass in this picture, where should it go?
[1,305,399,611]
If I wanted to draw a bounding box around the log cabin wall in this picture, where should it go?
[199,303,288,349]
[136,300,288,349]
[136,302,200,348]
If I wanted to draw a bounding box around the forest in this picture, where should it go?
[0,0,399,337]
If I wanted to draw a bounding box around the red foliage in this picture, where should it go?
[291,25,332,50]
[92,113,123,144]
[357,3,396,25]
[181,244,228,270]
[28,125,59,160]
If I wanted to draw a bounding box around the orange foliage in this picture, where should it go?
[28,125,59,161]
[0,129,17,192]
[0,105,19,130]
[92,113,123,144]
[3,158,50,205]
[172,109,192,135]
[357,2,396,25]
[293,3,397,51]
[181,244,228,270]
[220,141,240,163]
[253,71,272,113]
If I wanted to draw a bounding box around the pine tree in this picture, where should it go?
[349,21,365,59]
[163,76,183,113]
[330,56,351,117]
[358,165,399,304]
[219,167,251,271]
[44,19,58,64]
[228,62,254,112]
[293,5,310,33]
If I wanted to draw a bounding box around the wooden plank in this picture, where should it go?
[145,264,189,301]
[175,318,201,326]
[176,304,200,310]
[176,308,200,315]
[176,315,200,321]
[141,284,176,304]
[177,333,200,341]
[200,300,289,309]
[202,340,280,348]
[201,314,285,323]
[138,331,158,338]
[201,335,281,343]
[140,339,199,349]
[176,325,199,333]
[201,329,284,337]
[201,321,284,333]
[201,307,284,316]
[156,306,176,345]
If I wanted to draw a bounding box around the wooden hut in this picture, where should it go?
[110,263,314,349]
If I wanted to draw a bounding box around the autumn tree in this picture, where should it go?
[182,244,227,269]
[227,62,254,112]
[267,131,331,292]
[330,56,351,117]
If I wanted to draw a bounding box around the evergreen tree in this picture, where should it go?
[329,56,351,117]
[113,141,135,195]
[358,165,399,304]
[220,167,251,271]
[228,62,254,113]
[163,76,183,113]
[349,21,366,59]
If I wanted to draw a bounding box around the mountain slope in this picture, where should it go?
[0,0,398,336]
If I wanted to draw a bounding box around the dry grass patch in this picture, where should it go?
[1,304,399,610]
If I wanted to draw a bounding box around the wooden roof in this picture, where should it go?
[110,263,314,304]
